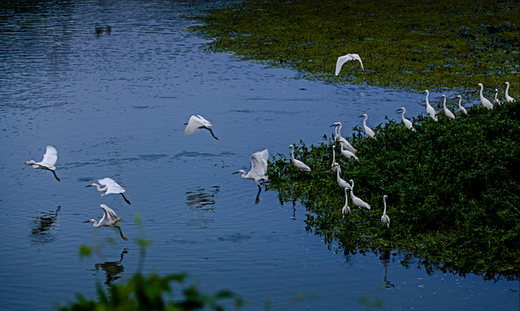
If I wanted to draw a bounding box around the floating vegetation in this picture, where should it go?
[190,0,519,93]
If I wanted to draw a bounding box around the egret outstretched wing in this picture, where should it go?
[99,177,126,194]
[249,149,269,179]
[184,115,218,140]
[335,54,364,75]
[41,146,58,167]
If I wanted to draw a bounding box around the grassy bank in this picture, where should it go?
[190,0,519,93]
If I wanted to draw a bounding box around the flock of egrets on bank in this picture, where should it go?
[24,54,516,239]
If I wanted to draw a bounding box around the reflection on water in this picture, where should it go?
[91,248,128,285]
[186,186,219,228]
[380,249,395,289]
[30,206,61,244]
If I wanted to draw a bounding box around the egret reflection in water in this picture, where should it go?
[186,186,219,228]
[92,248,128,285]
[30,206,61,244]
[380,249,395,289]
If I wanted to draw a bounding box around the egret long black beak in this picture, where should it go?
[232,171,240,174]
[83,220,90,223]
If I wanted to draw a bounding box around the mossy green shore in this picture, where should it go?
[190,1,520,279]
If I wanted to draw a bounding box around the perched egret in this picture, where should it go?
[381,195,390,229]
[335,53,364,75]
[331,144,341,175]
[478,83,493,110]
[84,204,128,241]
[456,95,467,115]
[289,144,311,172]
[397,107,415,131]
[333,163,351,191]
[234,149,269,204]
[342,188,351,219]
[87,178,131,205]
[360,114,376,139]
[25,145,60,182]
[340,144,359,161]
[349,179,371,211]
[493,89,501,106]
[184,115,219,140]
[331,122,357,154]
[442,95,455,120]
[424,90,438,121]
[505,82,516,103]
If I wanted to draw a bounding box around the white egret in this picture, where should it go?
[505,82,516,103]
[25,145,60,182]
[397,107,415,131]
[234,149,269,204]
[381,195,390,229]
[331,122,357,153]
[424,90,438,121]
[87,177,131,205]
[335,53,364,75]
[331,144,341,175]
[456,95,467,115]
[84,204,128,241]
[349,179,371,211]
[360,114,376,139]
[333,163,351,191]
[478,83,493,110]
[184,115,219,140]
[342,188,351,219]
[442,95,455,120]
[289,144,311,172]
[493,89,501,106]
[340,144,359,161]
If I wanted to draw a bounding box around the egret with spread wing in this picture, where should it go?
[335,54,364,75]
[87,177,131,205]
[184,115,219,140]
[84,204,128,241]
[234,149,269,204]
[25,145,60,182]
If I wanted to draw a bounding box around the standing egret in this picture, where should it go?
[335,53,364,75]
[442,95,455,120]
[425,90,438,121]
[340,144,359,161]
[381,195,390,229]
[87,178,131,205]
[184,115,219,140]
[84,204,128,241]
[331,144,341,175]
[342,188,351,219]
[289,144,311,172]
[493,89,501,106]
[505,82,516,103]
[234,149,269,204]
[478,83,493,110]
[25,145,60,182]
[397,107,415,131]
[333,163,351,191]
[360,114,376,139]
[349,179,371,211]
[456,95,467,116]
[331,122,357,153]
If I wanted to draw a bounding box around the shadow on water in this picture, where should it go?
[30,206,61,244]
[90,248,128,286]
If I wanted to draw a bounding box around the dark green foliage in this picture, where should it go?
[266,102,520,280]
[57,272,243,311]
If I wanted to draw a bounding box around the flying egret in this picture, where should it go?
[25,145,61,182]
[331,122,357,154]
[477,83,493,110]
[333,163,351,191]
[493,89,502,106]
[381,195,390,229]
[505,82,516,103]
[342,188,351,219]
[289,144,311,172]
[87,178,131,205]
[441,95,455,120]
[184,115,219,140]
[331,144,341,175]
[84,204,128,241]
[234,149,269,204]
[349,179,371,211]
[360,114,376,139]
[340,144,359,161]
[397,107,415,131]
[424,90,438,121]
[456,95,467,115]
[335,53,364,75]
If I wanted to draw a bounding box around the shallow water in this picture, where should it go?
[0,1,518,310]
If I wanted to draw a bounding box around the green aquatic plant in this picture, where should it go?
[190,0,519,93]
[266,102,520,279]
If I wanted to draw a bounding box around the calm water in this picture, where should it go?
[0,1,517,310]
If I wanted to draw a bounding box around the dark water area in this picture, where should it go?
[0,1,518,310]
